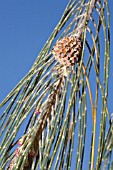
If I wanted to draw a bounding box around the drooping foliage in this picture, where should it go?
[0,0,112,170]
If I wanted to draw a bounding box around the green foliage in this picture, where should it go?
[0,0,112,170]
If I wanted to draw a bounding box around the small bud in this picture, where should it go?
[29,150,36,157]
[35,109,41,115]
[8,162,13,170]
[17,138,24,146]
[15,148,20,157]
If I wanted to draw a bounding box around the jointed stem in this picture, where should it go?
[82,62,96,170]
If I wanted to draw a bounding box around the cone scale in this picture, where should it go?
[52,36,82,67]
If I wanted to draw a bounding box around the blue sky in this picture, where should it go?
[0,0,69,99]
[0,0,113,169]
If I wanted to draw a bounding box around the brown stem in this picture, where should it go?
[72,0,96,39]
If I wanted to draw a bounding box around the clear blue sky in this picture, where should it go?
[0,1,113,169]
[0,0,69,100]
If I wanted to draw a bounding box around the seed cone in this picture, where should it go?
[52,36,82,67]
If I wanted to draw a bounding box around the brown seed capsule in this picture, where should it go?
[52,36,82,67]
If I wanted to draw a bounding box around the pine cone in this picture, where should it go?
[52,36,82,67]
